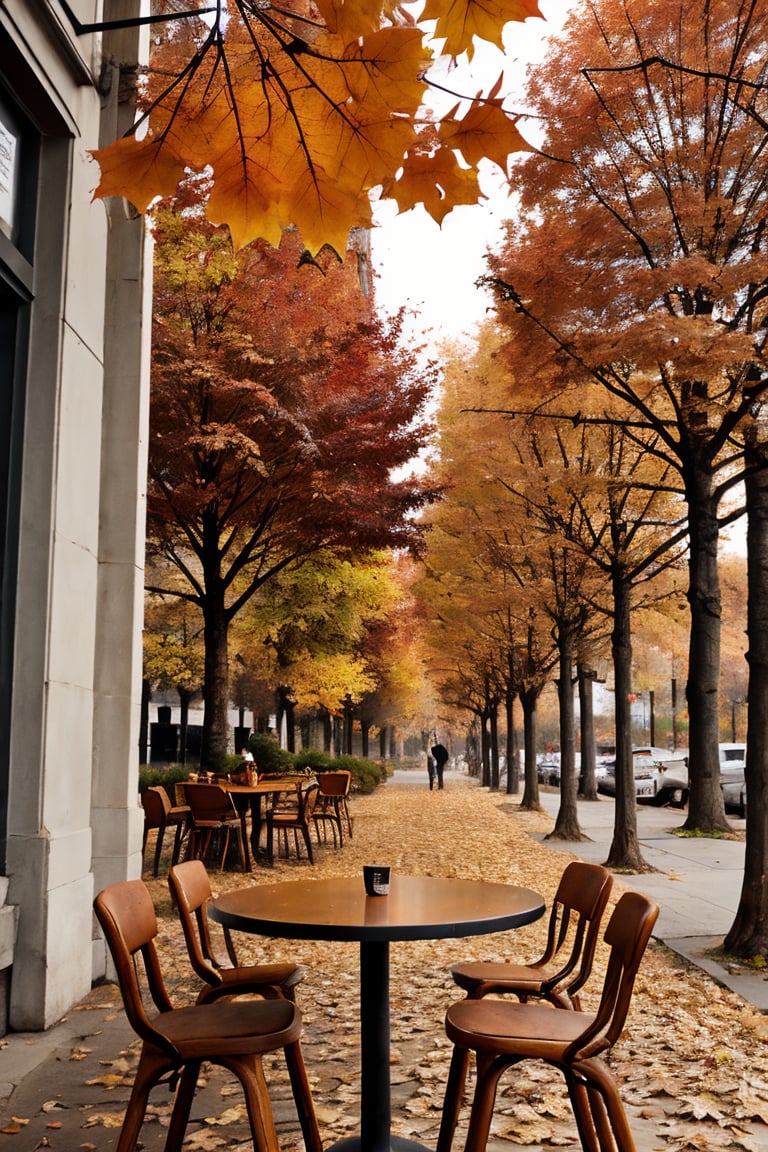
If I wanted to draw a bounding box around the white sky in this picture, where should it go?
[370,0,573,341]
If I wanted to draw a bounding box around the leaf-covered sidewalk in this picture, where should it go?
[3,774,768,1152]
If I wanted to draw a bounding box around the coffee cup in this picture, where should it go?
[363,865,391,896]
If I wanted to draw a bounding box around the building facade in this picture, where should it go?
[0,1,147,1030]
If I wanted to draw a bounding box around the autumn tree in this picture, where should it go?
[496,413,688,868]
[146,206,437,767]
[485,0,768,837]
[230,551,400,749]
[143,587,205,761]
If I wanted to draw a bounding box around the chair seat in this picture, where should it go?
[446,998,596,1057]
[152,997,302,1059]
[450,960,551,996]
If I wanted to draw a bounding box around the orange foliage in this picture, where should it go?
[89,0,540,252]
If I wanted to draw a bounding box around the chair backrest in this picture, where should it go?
[93,880,178,1059]
[540,861,613,1002]
[142,786,171,826]
[300,782,320,820]
[174,783,188,808]
[168,860,224,986]
[184,782,237,822]
[316,771,352,798]
[569,890,659,1062]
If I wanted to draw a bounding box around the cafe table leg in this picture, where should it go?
[327,940,431,1152]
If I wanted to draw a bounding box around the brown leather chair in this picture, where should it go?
[183,782,248,871]
[437,891,659,1152]
[93,879,321,1152]
[450,861,613,1008]
[141,786,190,877]
[168,860,305,1003]
[266,781,319,864]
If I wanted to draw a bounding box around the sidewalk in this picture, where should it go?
[533,789,768,1009]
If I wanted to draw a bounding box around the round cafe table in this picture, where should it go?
[210,874,544,1152]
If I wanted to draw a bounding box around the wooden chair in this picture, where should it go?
[183,782,248,871]
[168,860,305,1003]
[266,781,319,864]
[93,879,322,1152]
[437,891,659,1152]
[313,770,352,847]
[141,786,190,878]
[451,861,613,1008]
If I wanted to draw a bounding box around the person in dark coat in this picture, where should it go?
[430,742,449,790]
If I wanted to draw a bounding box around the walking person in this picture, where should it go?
[427,751,436,790]
[430,741,449,790]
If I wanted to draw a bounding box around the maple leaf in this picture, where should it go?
[89,136,186,212]
[439,81,533,170]
[420,0,544,59]
[386,147,482,225]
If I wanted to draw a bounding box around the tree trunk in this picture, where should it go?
[548,630,585,840]
[683,462,730,832]
[178,687,193,765]
[139,679,151,765]
[724,437,768,956]
[519,686,543,811]
[201,591,230,770]
[489,701,500,790]
[606,572,650,870]
[361,721,370,758]
[480,711,491,787]
[577,664,598,800]
[505,690,519,794]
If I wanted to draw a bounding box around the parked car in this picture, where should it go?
[598,753,656,799]
[597,746,687,802]
[717,742,746,784]
[722,778,747,817]
[658,742,746,809]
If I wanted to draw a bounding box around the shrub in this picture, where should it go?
[333,755,385,794]
[138,763,191,803]
[248,732,295,774]
[293,749,335,772]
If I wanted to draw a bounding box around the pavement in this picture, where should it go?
[0,770,765,1151]
[532,787,768,1008]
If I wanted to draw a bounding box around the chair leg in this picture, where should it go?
[463,1054,515,1152]
[437,1045,472,1152]
[164,1061,201,1152]
[301,824,314,864]
[153,824,166,878]
[171,821,186,868]
[577,1057,639,1152]
[284,1040,323,1152]
[114,1048,173,1152]
[563,1069,602,1152]
[220,1054,280,1152]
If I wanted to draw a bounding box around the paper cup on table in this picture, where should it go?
[364,865,391,896]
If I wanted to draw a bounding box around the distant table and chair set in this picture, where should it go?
[141,768,353,874]
[100,822,659,1152]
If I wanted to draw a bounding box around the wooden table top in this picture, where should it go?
[210,874,545,943]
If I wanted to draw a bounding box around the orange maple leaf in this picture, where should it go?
[420,0,543,59]
[387,147,482,225]
[89,135,186,212]
[439,83,533,170]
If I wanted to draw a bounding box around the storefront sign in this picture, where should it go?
[0,112,18,235]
